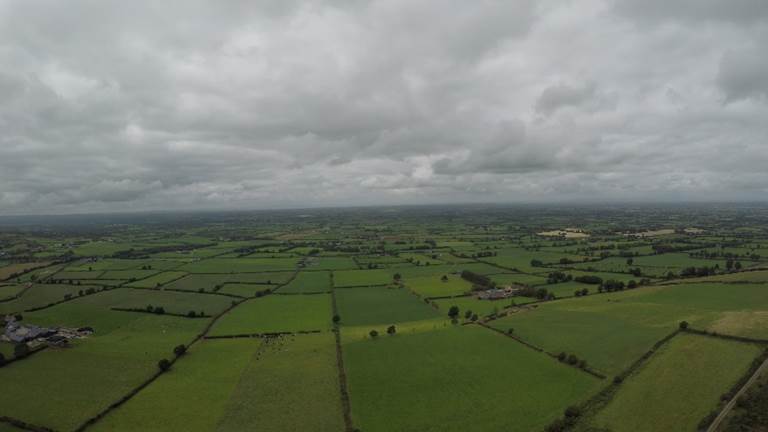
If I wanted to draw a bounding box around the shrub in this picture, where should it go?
[369,330,379,339]
[158,358,171,372]
[173,344,187,357]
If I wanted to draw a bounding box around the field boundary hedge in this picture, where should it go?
[0,416,56,432]
[330,273,355,432]
[204,330,322,339]
[274,291,331,296]
[475,322,606,379]
[683,328,768,345]
[110,307,211,318]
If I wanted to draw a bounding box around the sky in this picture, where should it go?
[1,0,767,215]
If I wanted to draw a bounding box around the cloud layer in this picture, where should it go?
[1,0,767,214]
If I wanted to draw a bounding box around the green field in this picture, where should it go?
[336,285,440,327]
[93,334,343,431]
[344,325,601,432]
[405,274,472,297]
[333,268,393,287]
[590,334,762,432]
[209,294,332,335]
[0,315,206,430]
[279,270,331,293]
[179,258,298,273]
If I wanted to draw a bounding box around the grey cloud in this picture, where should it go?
[0,0,767,214]
[614,0,768,25]
[717,49,768,102]
[535,83,598,115]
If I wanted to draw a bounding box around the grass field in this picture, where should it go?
[343,325,601,432]
[279,270,331,293]
[0,284,104,315]
[216,283,276,297]
[93,334,344,431]
[0,262,50,281]
[336,285,440,327]
[489,282,768,375]
[0,315,206,430]
[589,334,762,432]
[333,269,393,287]
[405,274,472,297]
[209,294,332,335]
[72,288,234,316]
[179,258,298,273]
[123,271,187,288]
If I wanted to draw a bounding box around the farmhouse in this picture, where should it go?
[2,316,93,347]
[476,286,520,300]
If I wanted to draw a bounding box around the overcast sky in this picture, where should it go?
[1,0,767,215]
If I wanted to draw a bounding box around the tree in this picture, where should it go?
[158,358,171,372]
[564,406,581,418]
[448,305,460,319]
[369,330,379,339]
[441,275,448,282]
[679,321,689,330]
[387,325,396,335]
[557,352,567,362]
[626,258,634,266]
[154,306,166,315]
[470,313,479,322]
[14,343,30,359]
[735,261,742,270]
[173,344,187,357]
[187,310,197,318]
[506,328,514,335]
[332,314,341,324]
[0,353,5,366]
[393,273,402,282]
[464,310,473,319]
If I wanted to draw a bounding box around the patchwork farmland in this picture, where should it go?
[1,205,768,431]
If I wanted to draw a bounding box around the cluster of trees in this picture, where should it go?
[596,279,645,292]
[574,275,602,284]
[460,270,495,288]
[573,288,589,297]
[517,286,555,300]
[146,305,166,314]
[369,325,397,339]
[158,344,189,373]
[546,271,572,284]
[464,310,479,322]
[556,351,588,369]
[64,286,104,301]
[254,288,272,297]
[679,266,719,277]
[545,406,583,432]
